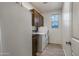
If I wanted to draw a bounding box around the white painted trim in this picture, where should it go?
[62,47,67,56]
[49,42,62,45]
[0,52,9,56]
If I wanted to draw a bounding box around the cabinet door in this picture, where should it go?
[39,15,44,26]
[32,9,43,27]
[32,10,39,26]
[32,35,38,56]
[34,12,40,26]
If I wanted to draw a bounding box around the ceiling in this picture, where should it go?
[30,2,63,13]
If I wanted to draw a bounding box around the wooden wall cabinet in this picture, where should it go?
[31,9,44,27]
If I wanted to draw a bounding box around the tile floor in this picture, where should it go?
[37,43,65,56]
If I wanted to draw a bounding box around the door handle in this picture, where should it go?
[66,41,71,46]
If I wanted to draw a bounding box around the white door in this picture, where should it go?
[0,2,32,56]
[62,2,79,56]
[62,3,72,56]
[71,2,79,56]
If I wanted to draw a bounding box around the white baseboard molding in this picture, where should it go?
[0,52,10,56]
[48,42,62,45]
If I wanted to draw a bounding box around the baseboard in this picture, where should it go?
[0,52,9,56]
[48,43,62,45]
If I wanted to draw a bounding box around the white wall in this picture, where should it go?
[62,2,72,56]
[43,10,62,44]
[0,3,32,56]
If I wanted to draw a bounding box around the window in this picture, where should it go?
[51,15,59,28]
